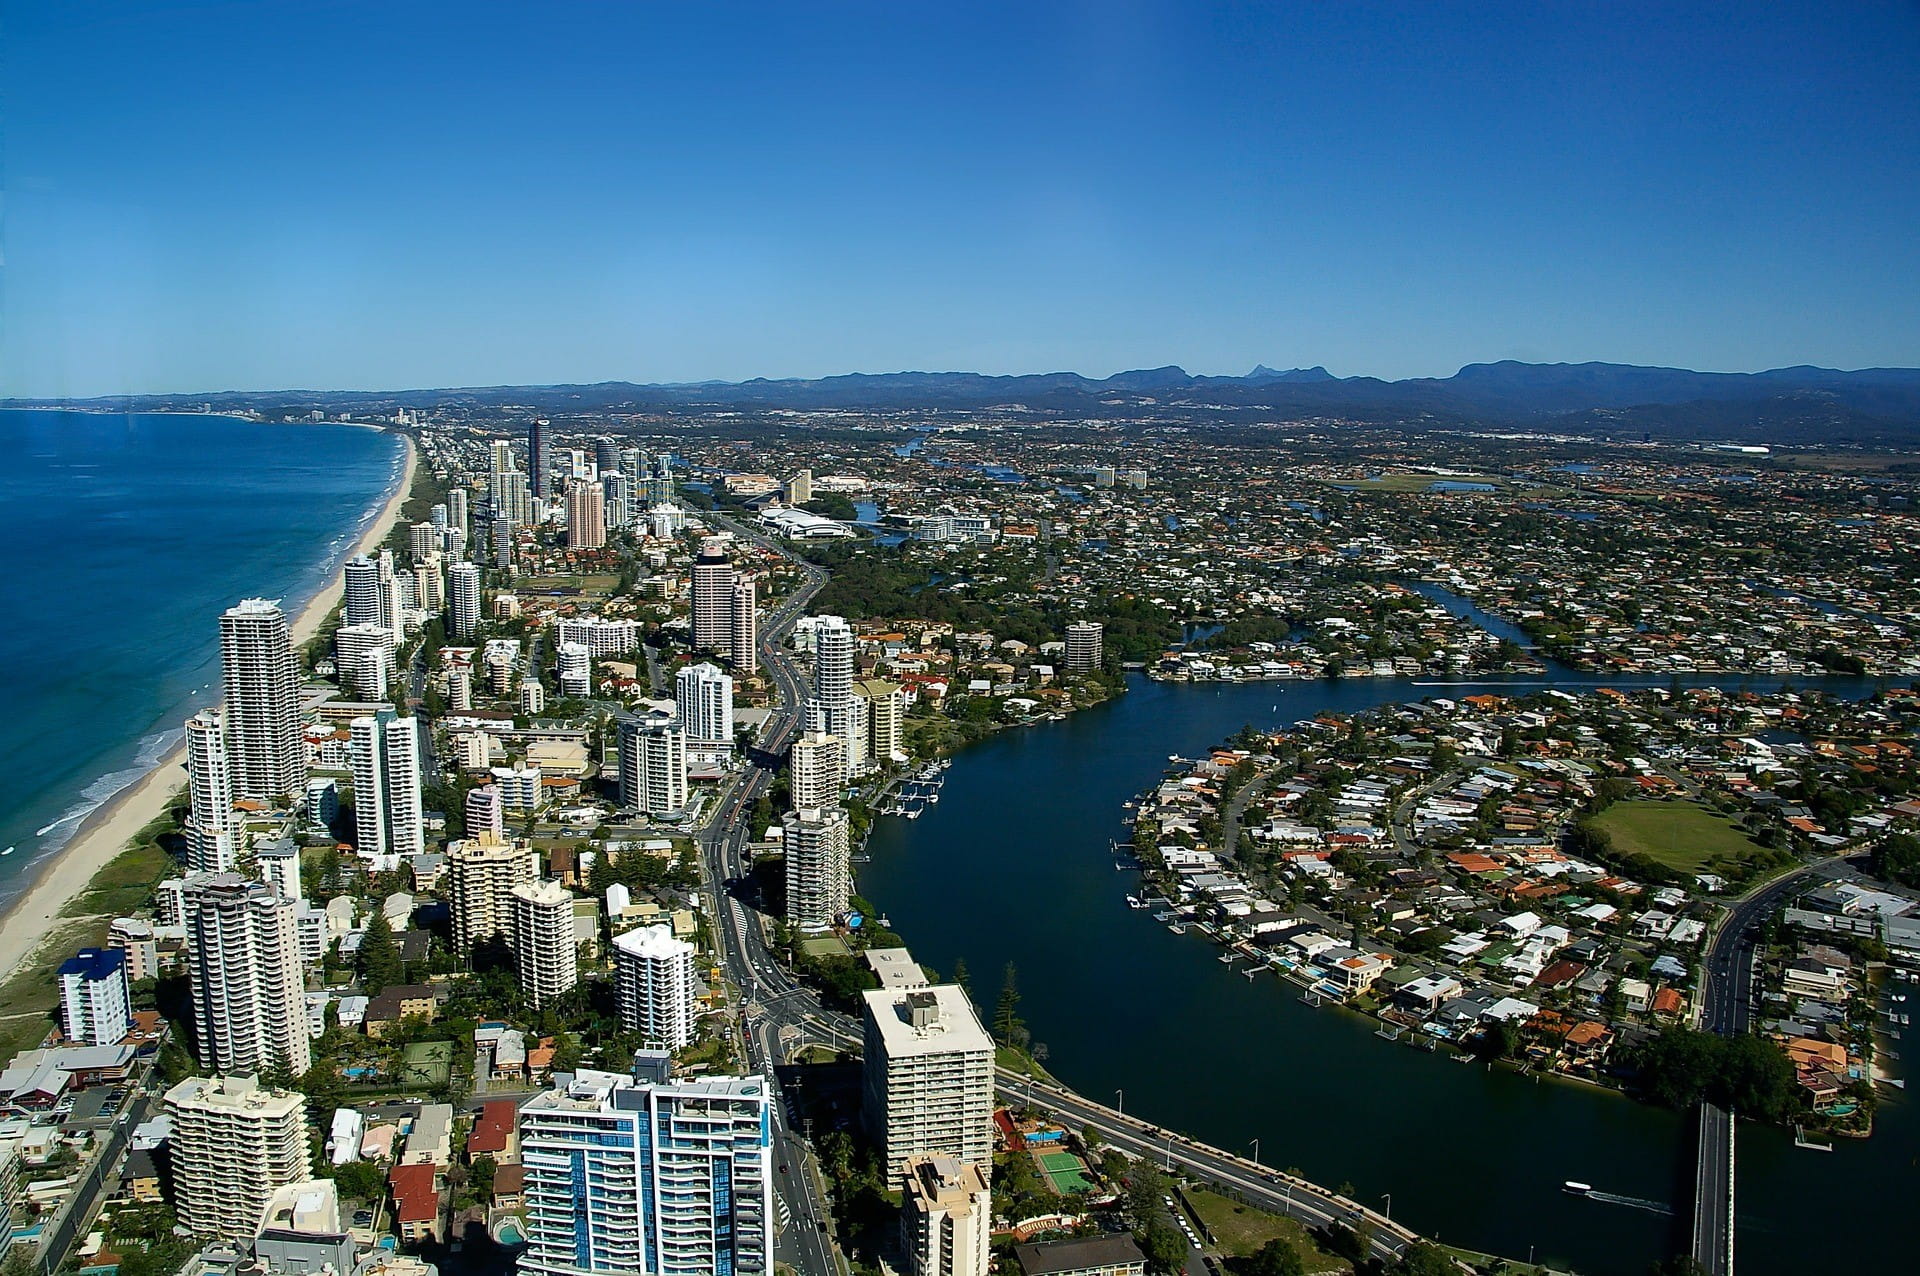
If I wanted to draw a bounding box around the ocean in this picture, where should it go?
[0,409,405,911]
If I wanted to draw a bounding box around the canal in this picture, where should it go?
[857,672,1913,1274]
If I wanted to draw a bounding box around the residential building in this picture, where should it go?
[612,925,697,1051]
[164,1075,308,1242]
[349,713,425,861]
[567,479,605,550]
[334,623,398,701]
[1064,621,1104,673]
[901,1156,991,1276]
[861,985,994,1178]
[690,538,736,653]
[182,875,311,1076]
[58,948,131,1047]
[518,1065,771,1276]
[448,561,482,640]
[448,833,538,954]
[619,720,688,816]
[254,1179,355,1276]
[731,576,758,675]
[1012,1236,1148,1276]
[676,663,734,744]
[465,782,506,840]
[783,806,850,931]
[183,709,237,873]
[511,880,579,1008]
[220,599,304,804]
[787,731,846,809]
[855,679,906,768]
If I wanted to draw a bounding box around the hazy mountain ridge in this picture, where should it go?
[11,360,1920,443]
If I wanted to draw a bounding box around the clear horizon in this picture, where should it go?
[6,2,1917,399]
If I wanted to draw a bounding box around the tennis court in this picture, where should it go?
[1035,1149,1093,1193]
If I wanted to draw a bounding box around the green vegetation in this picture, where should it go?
[398,1040,455,1089]
[1870,831,1920,889]
[1185,1189,1343,1274]
[61,817,180,919]
[1623,1026,1798,1123]
[0,916,111,1059]
[1581,800,1780,882]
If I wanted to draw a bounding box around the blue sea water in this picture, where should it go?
[0,410,405,909]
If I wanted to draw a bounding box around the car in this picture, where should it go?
[779,1164,789,1173]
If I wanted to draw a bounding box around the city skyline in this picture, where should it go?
[6,2,1918,398]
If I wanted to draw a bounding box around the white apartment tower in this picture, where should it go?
[348,714,425,861]
[787,731,847,809]
[448,832,538,953]
[783,806,850,931]
[518,1067,771,1276]
[511,880,579,1008]
[612,924,697,1050]
[333,623,396,701]
[690,538,735,653]
[855,679,907,768]
[449,560,482,640]
[182,874,311,1077]
[58,948,132,1048]
[861,985,995,1178]
[619,720,688,816]
[465,782,506,840]
[805,615,860,764]
[164,1075,308,1242]
[901,1156,992,1276]
[676,662,734,743]
[220,599,305,804]
[1064,620,1104,673]
[183,709,237,873]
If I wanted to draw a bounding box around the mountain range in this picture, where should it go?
[14,361,1920,444]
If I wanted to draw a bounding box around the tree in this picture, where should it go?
[1245,1238,1306,1276]
[1138,1219,1188,1276]
[358,909,403,995]
[1391,1242,1459,1275]
[951,956,972,1002]
[333,1160,386,1202]
[994,962,1026,1047]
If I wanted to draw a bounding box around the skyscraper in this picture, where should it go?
[612,924,697,1050]
[518,1066,771,1276]
[675,662,734,743]
[594,437,621,476]
[449,560,482,640]
[901,1157,992,1276]
[220,599,304,804]
[528,418,549,499]
[783,806,850,930]
[447,486,469,540]
[731,575,758,675]
[602,470,632,531]
[448,833,538,954]
[333,622,396,701]
[861,985,995,1178]
[566,479,606,550]
[855,679,907,768]
[164,1075,309,1243]
[619,720,687,816]
[182,874,311,1077]
[787,731,846,810]
[183,709,237,873]
[510,880,578,1008]
[348,714,425,861]
[465,782,505,840]
[690,538,735,652]
[805,615,858,779]
[1064,620,1104,673]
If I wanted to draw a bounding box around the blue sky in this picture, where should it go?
[5,1,1917,396]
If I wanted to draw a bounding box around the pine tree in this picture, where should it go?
[951,956,972,1002]
[993,962,1023,1045]
[359,909,403,995]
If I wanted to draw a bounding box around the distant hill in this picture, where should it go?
[12,359,1920,444]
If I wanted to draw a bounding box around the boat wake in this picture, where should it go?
[1582,1190,1673,1216]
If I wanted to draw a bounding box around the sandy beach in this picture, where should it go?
[0,426,418,975]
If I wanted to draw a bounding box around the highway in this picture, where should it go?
[1691,1101,1735,1276]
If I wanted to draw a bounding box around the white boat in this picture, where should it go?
[1563,1181,1592,1195]
[0,846,12,856]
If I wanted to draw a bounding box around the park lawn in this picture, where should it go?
[1185,1188,1349,1273]
[1589,799,1766,875]
[1316,472,1505,494]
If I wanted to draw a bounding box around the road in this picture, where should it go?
[1691,1101,1734,1276]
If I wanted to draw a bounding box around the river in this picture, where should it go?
[857,670,1914,1274]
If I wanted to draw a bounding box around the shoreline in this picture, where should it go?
[0,426,418,977]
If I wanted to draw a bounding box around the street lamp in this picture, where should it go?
[1381,1193,1391,1221]
[1249,1138,1260,1166]
[1114,1088,1124,1117]
[1163,1132,1174,1172]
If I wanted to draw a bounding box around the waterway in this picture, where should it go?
[859,671,1914,1274]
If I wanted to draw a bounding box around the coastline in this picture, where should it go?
[0,427,418,976]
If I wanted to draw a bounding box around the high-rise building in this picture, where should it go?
[448,833,538,954]
[182,874,311,1076]
[409,521,438,563]
[348,714,424,861]
[1064,620,1104,673]
[594,437,621,477]
[787,731,846,809]
[805,616,858,765]
[731,576,758,675]
[447,666,473,711]
[690,539,735,653]
[676,663,734,743]
[901,1156,992,1276]
[492,514,518,567]
[58,948,131,1047]
[449,561,482,640]
[555,615,641,657]
[164,1075,308,1242]
[345,554,406,645]
[612,924,696,1050]
[567,479,606,550]
[334,623,397,701]
[783,806,850,930]
[619,720,687,816]
[256,840,303,903]
[183,709,237,873]
[602,471,632,531]
[220,599,304,804]
[855,679,907,768]
[787,469,813,505]
[447,487,469,539]
[518,1066,771,1276]
[861,985,995,1178]
[465,782,505,840]
[528,418,549,499]
[510,880,578,1008]
[556,640,593,697]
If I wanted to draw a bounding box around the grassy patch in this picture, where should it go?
[1589,800,1766,876]
[62,836,178,919]
[0,916,112,1059]
[1186,1188,1348,1273]
[519,573,623,593]
[1318,473,1505,495]
[398,1040,454,1088]
[799,935,851,959]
